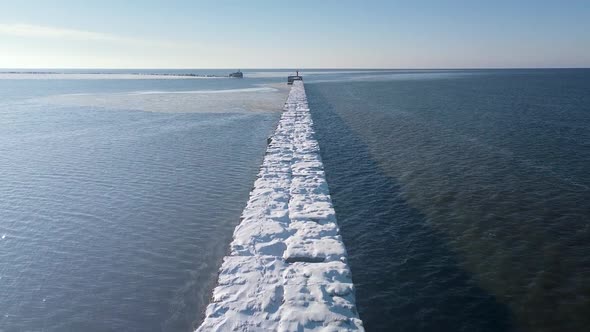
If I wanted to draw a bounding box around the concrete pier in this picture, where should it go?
[197,81,363,331]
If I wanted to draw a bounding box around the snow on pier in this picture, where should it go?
[197,81,363,331]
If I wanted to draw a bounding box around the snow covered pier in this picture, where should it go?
[197,81,364,331]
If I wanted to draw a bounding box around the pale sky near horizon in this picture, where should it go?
[1,0,589,69]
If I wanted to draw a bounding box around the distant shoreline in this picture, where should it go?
[0,71,227,78]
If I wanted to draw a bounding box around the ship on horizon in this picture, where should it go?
[229,70,243,78]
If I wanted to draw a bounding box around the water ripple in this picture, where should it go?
[0,103,280,331]
[308,70,590,332]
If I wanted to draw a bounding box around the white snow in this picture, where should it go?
[197,81,363,331]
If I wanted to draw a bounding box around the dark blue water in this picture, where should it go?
[307,69,590,332]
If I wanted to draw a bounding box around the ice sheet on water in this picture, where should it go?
[33,85,289,113]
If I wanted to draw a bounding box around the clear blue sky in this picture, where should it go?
[1,0,589,68]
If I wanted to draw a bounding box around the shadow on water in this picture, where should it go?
[308,87,514,332]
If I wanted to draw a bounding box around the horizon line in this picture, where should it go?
[1,67,589,71]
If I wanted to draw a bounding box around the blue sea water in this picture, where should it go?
[306,69,590,332]
[0,71,289,331]
[1,69,589,332]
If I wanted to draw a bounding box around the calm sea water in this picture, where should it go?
[2,69,588,332]
[0,68,391,331]
[307,69,590,332]
[0,71,290,331]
